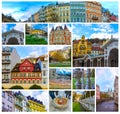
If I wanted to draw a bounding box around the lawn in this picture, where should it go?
[49,62,71,67]
[26,34,47,44]
[73,77,95,89]
[73,102,85,112]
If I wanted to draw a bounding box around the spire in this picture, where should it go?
[64,24,68,30]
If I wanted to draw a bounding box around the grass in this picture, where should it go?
[49,62,71,67]
[73,77,95,89]
[26,34,48,44]
[73,102,85,112]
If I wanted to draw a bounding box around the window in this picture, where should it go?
[8,95,12,103]
[2,102,5,108]
[2,91,5,97]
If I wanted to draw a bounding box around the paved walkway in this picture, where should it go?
[96,100,118,111]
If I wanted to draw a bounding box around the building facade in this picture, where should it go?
[2,91,14,112]
[114,76,118,104]
[73,35,92,58]
[27,96,46,112]
[70,1,86,22]
[14,91,30,112]
[33,12,39,22]
[86,1,102,22]
[73,36,118,67]
[57,3,70,22]
[96,85,100,100]
[11,59,42,84]
[49,25,71,45]
[2,47,20,83]
[2,29,24,45]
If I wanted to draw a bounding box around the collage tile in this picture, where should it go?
[1,0,119,112]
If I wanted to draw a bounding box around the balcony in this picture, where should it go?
[2,59,11,64]
[15,101,23,108]
[2,51,11,55]
[2,107,9,112]
[2,69,10,73]
[2,79,9,83]
[92,16,98,20]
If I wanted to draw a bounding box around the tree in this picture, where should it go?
[29,84,42,89]
[52,51,65,62]
[10,85,23,89]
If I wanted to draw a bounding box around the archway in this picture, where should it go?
[87,59,90,67]
[7,37,19,44]
[108,49,118,67]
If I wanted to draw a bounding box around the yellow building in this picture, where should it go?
[73,35,92,57]
[57,3,70,22]
[30,29,47,36]
[27,96,47,112]
[45,5,58,22]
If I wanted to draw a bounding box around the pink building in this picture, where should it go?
[96,85,100,100]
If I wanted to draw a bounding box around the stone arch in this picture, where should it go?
[7,37,19,44]
[108,48,118,67]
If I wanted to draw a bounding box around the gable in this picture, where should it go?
[20,59,34,67]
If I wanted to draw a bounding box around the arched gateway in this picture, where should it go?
[2,29,24,45]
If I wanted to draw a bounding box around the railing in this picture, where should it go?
[80,96,95,111]
[2,69,10,72]
[15,101,23,108]
[2,59,11,63]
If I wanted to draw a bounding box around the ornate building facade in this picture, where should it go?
[2,47,20,83]
[73,36,118,67]
[73,35,92,58]
[114,76,118,104]
[49,25,71,45]
[2,29,24,45]
[2,91,14,112]
[27,96,46,112]
[11,59,42,84]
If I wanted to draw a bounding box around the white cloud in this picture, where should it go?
[49,45,69,51]
[29,51,40,58]
[36,91,49,111]
[2,24,7,33]
[14,24,24,32]
[90,32,118,39]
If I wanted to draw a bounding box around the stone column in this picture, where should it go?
[85,69,91,89]
[81,69,84,89]
[90,60,93,67]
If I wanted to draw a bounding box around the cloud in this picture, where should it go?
[49,45,69,51]
[29,51,40,58]
[2,24,7,33]
[36,91,49,111]
[14,24,24,32]
[90,32,118,39]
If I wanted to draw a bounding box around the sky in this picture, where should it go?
[56,68,71,76]
[2,24,24,33]
[27,24,48,32]
[3,46,48,59]
[96,68,118,92]
[49,24,72,33]
[2,1,118,21]
[72,24,118,40]
[49,45,70,51]
[2,1,56,21]
[15,90,49,111]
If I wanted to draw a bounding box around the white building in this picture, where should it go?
[2,29,24,45]
[2,47,20,83]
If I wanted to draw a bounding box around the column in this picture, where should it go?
[85,69,91,89]
[75,70,81,89]
[90,60,93,67]
[81,69,84,89]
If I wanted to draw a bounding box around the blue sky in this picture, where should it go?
[96,69,118,92]
[100,1,118,15]
[2,24,24,33]
[56,68,71,76]
[14,91,49,111]
[28,24,48,32]
[2,46,48,59]
[72,24,118,40]
[2,1,56,21]
[2,1,118,21]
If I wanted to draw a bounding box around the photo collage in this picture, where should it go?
[1,0,119,112]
